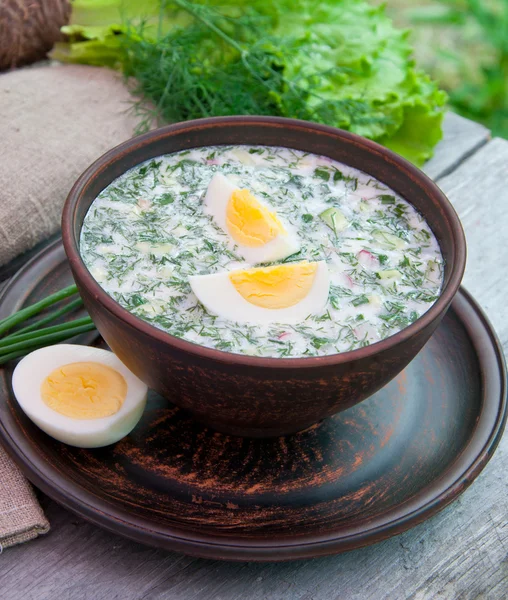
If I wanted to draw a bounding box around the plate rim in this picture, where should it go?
[0,240,506,561]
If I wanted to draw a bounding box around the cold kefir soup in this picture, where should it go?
[80,145,444,358]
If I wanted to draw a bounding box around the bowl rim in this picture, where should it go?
[62,115,466,369]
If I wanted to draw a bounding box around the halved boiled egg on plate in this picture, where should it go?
[12,345,148,448]
[204,173,300,263]
[189,261,329,324]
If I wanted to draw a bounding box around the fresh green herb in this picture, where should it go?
[399,256,411,268]
[380,195,396,205]
[2,297,84,339]
[379,303,411,331]
[281,250,303,263]
[314,168,330,182]
[0,288,97,364]
[312,337,330,349]
[393,204,406,218]
[351,295,370,307]
[0,285,79,336]
[0,317,94,350]
[129,294,147,307]
[302,213,314,223]
[51,0,446,165]
[157,192,174,205]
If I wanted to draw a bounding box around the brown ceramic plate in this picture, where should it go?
[0,239,506,561]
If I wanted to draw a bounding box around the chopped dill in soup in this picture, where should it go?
[80,145,444,358]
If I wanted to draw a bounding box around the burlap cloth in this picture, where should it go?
[0,444,49,550]
[0,64,139,266]
[0,64,139,548]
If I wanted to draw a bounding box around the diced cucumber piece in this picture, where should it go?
[376,269,402,281]
[319,207,348,234]
[372,230,407,249]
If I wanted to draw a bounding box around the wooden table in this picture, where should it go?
[1,114,507,600]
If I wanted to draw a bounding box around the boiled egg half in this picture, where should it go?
[12,345,148,448]
[204,173,300,263]
[189,261,329,324]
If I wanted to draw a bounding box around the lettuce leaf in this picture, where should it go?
[266,0,447,164]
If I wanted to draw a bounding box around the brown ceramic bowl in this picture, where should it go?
[62,116,466,437]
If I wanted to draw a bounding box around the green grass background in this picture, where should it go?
[378,0,508,137]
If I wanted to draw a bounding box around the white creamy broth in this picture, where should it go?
[80,145,444,358]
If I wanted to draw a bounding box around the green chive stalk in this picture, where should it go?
[0,348,46,365]
[3,297,84,339]
[0,322,96,357]
[0,317,94,347]
[0,284,79,336]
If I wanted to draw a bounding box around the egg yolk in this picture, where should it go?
[226,189,285,247]
[41,362,127,419]
[229,262,317,309]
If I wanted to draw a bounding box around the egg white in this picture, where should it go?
[12,345,148,448]
[189,261,330,325]
[204,173,300,264]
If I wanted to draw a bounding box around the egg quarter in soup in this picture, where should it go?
[204,173,300,263]
[189,261,330,324]
[12,345,148,448]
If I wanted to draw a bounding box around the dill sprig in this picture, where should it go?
[122,0,381,133]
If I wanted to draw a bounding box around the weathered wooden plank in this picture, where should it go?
[1,137,507,600]
[437,137,508,349]
[423,112,490,181]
